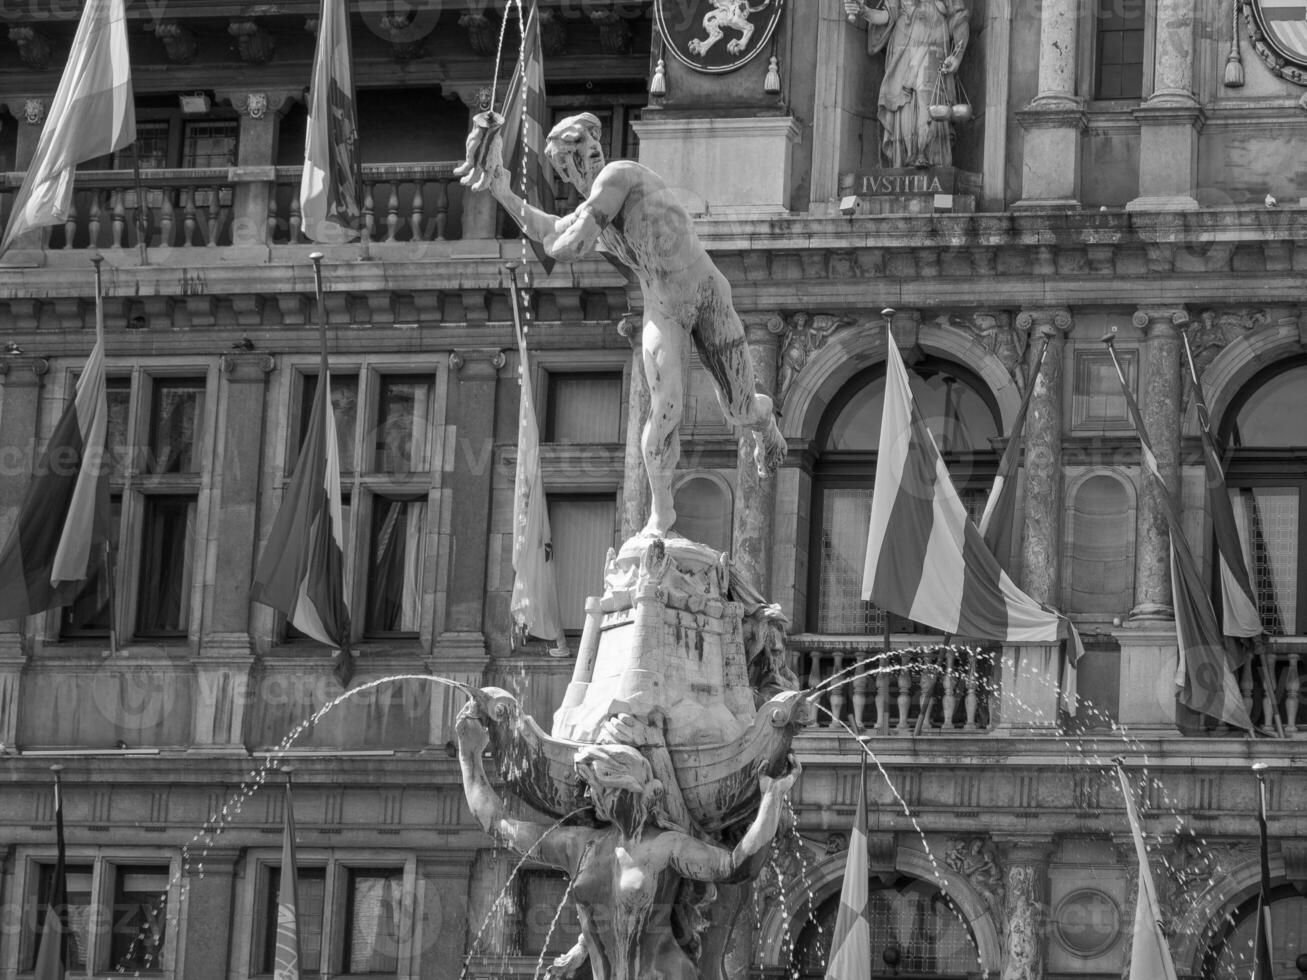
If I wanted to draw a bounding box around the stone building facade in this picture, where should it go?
[1,0,1306,978]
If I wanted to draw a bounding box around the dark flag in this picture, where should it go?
[1252,764,1275,980]
[272,778,301,980]
[498,0,557,273]
[252,255,353,684]
[33,769,68,980]
[825,753,870,978]
[0,263,111,619]
[1101,335,1252,730]
[300,0,361,243]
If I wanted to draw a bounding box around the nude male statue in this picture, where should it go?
[456,112,787,536]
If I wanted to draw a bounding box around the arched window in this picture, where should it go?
[1203,884,1307,978]
[792,875,981,978]
[1220,356,1307,636]
[810,358,1001,635]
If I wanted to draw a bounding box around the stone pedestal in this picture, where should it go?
[632,116,801,216]
[1114,626,1180,733]
[1014,102,1086,208]
[993,644,1063,731]
[1128,104,1205,211]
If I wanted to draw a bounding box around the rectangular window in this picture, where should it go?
[373,375,433,472]
[62,494,122,636]
[299,373,359,473]
[109,866,169,971]
[818,488,884,634]
[260,867,327,973]
[1094,0,1145,100]
[148,378,206,474]
[548,496,616,633]
[182,120,238,168]
[366,497,427,635]
[30,864,94,971]
[116,120,170,169]
[545,373,623,443]
[344,870,404,974]
[1233,487,1300,635]
[519,871,580,956]
[136,495,197,636]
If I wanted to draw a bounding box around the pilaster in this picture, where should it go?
[414,852,475,980]
[0,355,49,644]
[1130,307,1187,621]
[731,313,783,595]
[179,847,241,980]
[998,838,1055,980]
[215,90,300,247]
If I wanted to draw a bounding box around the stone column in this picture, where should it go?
[732,313,784,594]
[1128,0,1203,209]
[999,840,1054,980]
[618,315,650,541]
[994,310,1071,731]
[0,356,49,669]
[215,90,299,248]
[178,848,240,980]
[195,352,275,749]
[1013,0,1086,207]
[1130,308,1186,621]
[445,85,498,240]
[413,853,474,980]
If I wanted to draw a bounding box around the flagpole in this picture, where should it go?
[90,253,119,657]
[1252,762,1275,978]
[130,141,149,266]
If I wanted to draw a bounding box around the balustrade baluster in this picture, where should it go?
[850,654,868,732]
[941,648,958,730]
[63,199,77,249]
[1285,653,1300,734]
[410,182,425,241]
[434,179,449,240]
[828,654,847,729]
[964,652,979,730]
[182,187,198,247]
[206,190,221,247]
[385,183,400,242]
[875,651,890,734]
[806,651,823,729]
[88,193,103,249]
[363,181,376,241]
[160,192,174,248]
[896,652,912,733]
[110,188,125,248]
[267,194,279,244]
[1241,661,1255,724]
[1263,658,1278,734]
[289,192,303,244]
[917,654,938,733]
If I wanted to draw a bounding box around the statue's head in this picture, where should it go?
[546,113,606,195]
[574,742,662,839]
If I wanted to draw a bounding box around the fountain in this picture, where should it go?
[451,108,810,979]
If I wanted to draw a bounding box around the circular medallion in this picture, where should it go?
[1053,888,1122,958]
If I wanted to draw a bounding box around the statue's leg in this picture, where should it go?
[693,283,788,476]
[641,314,683,536]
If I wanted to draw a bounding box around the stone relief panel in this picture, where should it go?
[946,836,1006,912]
[1185,308,1269,383]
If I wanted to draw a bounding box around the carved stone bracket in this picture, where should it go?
[8,26,52,70]
[228,21,275,64]
[147,21,198,64]
[458,13,498,56]
[378,10,428,62]
[590,9,633,54]
[539,9,567,56]
[449,348,506,375]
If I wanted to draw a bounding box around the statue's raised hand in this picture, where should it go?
[757,754,801,797]
[454,110,509,195]
[455,697,491,755]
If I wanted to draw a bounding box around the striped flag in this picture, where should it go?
[251,270,353,684]
[1115,764,1179,980]
[1102,340,1252,730]
[1183,349,1261,640]
[861,336,1067,647]
[1252,766,1275,980]
[509,281,566,651]
[273,780,301,980]
[0,0,135,256]
[300,0,361,243]
[0,268,111,619]
[33,772,69,980]
[977,336,1048,569]
[499,0,557,273]
[825,754,870,980]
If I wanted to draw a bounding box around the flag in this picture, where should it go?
[0,274,110,619]
[300,0,361,243]
[0,0,135,256]
[1184,351,1261,640]
[977,336,1049,570]
[1253,767,1275,980]
[273,780,301,980]
[1115,764,1179,980]
[1103,342,1252,730]
[862,336,1068,648]
[499,0,557,274]
[509,298,566,650]
[33,773,69,980]
[825,754,870,979]
[251,320,353,684]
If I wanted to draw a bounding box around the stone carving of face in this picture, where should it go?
[546,113,607,196]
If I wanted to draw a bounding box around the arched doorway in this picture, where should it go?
[1202,884,1307,978]
[790,874,983,979]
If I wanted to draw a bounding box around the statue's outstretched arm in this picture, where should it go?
[457,122,563,245]
[455,700,580,868]
[548,167,629,263]
[666,756,801,882]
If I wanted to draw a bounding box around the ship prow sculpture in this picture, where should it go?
[454,110,809,980]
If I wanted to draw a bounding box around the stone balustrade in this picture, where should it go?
[1247,644,1307,736]
[790,634,997,735]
